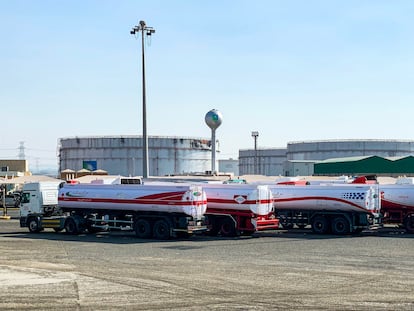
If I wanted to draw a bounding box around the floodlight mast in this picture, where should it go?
[251,131,259,174]
[130,20,155,178]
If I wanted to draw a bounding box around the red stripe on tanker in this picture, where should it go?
[201,184,274,216]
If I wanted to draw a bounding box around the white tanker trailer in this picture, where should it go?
[145,181,279,236]
[20,181,207,239]
[268,184,381,234]
[379,184,414,233]
[201,184,279,236]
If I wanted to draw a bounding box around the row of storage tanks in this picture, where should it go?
[58,137,414,177]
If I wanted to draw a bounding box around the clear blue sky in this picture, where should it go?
[1,0,414,172]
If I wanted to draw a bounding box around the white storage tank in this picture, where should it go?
[239,139,414,176]
[287,139,414,161]
[58,136,214,176]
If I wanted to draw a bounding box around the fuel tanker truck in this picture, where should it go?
[19,181,207,239]
[379,183,414,233]
[201,184,279,237]
[145,181,279,237]
[268,184,381,234]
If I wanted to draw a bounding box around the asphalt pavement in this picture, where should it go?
[0,209,414,310]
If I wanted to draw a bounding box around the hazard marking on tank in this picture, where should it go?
[341,192,365,200]
[234,195,247,204]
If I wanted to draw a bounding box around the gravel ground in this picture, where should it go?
[0,215,414,310]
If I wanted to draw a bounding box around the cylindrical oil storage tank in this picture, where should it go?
[287,139,414,161]
[58,136,214,176]
[239,148,287,176]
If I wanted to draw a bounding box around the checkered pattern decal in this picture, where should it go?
[341,192,365,200]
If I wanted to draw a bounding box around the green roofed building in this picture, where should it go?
[314,155,414,176]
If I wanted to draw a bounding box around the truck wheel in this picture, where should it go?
[220,218,237,237]
[28,217,41,233]
[331,216,350,235]
[404,214,414,233]
[205,216,219,236]
[134,219,152,238]
[65,217,79,235]
[153,219,171,240]
[311,216,329,234]
[207,225,219,236]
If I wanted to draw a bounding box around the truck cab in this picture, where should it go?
[19,182,62,228]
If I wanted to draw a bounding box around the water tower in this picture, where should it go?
[205,109,223,175]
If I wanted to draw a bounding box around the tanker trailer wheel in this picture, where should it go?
[311,216,329,234]
[134,219,152,239]
[404,214,414,234]
[331,216,350,235]
[153,219,171,240]
[64,217,79,235]
[205,215,220,236]
[28,217,41,233]
[219,217,237,237]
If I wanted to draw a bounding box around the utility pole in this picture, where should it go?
[131,20,155,178]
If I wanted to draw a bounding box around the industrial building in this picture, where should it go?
[238,148,287,176]
[59,136,214,176]
[239,139,414,176]
[0,160,29,178]
[314,155,414,176]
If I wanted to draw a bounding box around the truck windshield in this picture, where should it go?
[21,193,30,204]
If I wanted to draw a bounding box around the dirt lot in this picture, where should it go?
[0,216,414,310]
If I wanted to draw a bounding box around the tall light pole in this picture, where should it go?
[131,20,155,178]
[251,131,259,174]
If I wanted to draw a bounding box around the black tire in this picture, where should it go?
[220,217,237,237]
[331,216,350,235]
[404,214,414,233]
[28,217,41,233]
[153,219,171,240]
[135,219,152,238]
[206,216,220,236]
[207,224,220,236]
[65,217,79,235]
[311,216,329,234]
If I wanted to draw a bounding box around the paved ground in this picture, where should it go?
[0,212,414,310]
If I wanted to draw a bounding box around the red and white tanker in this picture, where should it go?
[267,184,381,234]
[379,183,414,232]
[144,181,279,236]
[20,180,207,239]
[201,184,279,236]
[58,183,207,219]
